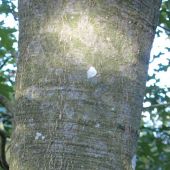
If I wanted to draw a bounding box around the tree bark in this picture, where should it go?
[10,0,161,169]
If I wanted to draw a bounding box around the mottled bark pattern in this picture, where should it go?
[11,0,161,170]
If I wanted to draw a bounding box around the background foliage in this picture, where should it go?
[137,0,170,169]
[0,0,169,169]
[0,0,17,136]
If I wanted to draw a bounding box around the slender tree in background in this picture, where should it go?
[0,1,17,169]
[136,1,170,169]
[9,0,162,169]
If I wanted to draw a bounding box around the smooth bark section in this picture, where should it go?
[10,0,161,170]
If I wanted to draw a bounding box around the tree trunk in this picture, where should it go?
[10,1,161,169]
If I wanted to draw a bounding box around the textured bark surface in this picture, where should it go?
[10,0,161,170]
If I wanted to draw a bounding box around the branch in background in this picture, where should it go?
[0,129,9,170]
[158,25,170,32]
[0,58,10,70]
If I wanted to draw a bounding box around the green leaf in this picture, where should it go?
[0,83,13,99]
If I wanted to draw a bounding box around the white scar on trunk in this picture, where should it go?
[87,66,97,79]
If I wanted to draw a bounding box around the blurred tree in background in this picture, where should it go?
[0,0,17,137]
[136,0,170,169]
[0,0,169,169]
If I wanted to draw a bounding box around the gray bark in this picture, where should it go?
[10,0,161,169]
